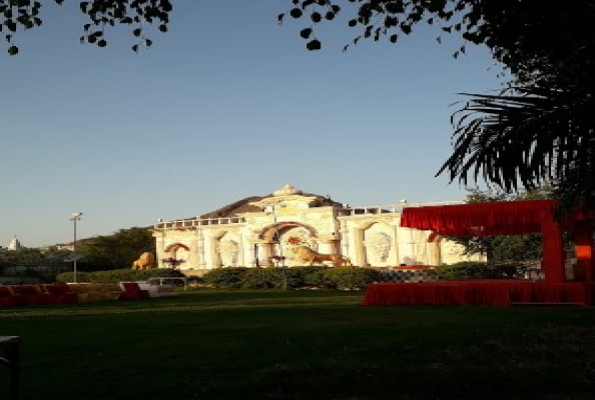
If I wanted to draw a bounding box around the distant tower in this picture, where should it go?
[7,235,23,251]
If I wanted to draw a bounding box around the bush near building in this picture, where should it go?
[435,261,531,280]
[202,266,381,290]
[56,268,185,284]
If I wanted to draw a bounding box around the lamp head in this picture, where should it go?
[70,212,83,220]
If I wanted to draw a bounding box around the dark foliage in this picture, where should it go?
[435,261,530,280]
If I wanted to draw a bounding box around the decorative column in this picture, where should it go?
[253,243,271,266]
[318,241,334,254]
[253,243,262,267]
[154,229,167,268]
[264,242,276,266]
[353,228,367,267]
[196,229,206,269]
[428,240,441,266]
[244,242,256,268]
[392,222,400,265]
[340,220,350,257]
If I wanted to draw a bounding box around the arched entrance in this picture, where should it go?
[257,222,318,266]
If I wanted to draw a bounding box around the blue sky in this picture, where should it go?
[2,1,505,248]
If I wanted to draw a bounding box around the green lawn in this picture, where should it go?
[1,290,594,400]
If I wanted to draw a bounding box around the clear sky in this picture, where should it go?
[2,1,505,248]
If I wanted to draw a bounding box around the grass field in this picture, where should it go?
[1,289,594,400]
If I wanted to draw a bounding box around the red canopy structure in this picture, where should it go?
[400,200,594,283]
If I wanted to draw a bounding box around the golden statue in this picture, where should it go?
[132,252,156,270]
[289,246,352,267]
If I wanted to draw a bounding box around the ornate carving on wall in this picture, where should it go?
[361,222,394,266]
[366,232,392,263]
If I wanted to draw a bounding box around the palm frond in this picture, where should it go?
[438,86,595,215]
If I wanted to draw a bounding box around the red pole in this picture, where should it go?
[541,216,565,283]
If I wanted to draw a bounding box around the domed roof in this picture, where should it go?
[198,185,343,219]
[273,184,303,197]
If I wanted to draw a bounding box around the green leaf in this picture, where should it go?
[290,8,302,18]
[6,20,17,32]
[7,45,18,56]
[300,28,312,39]
[306,39,321,51]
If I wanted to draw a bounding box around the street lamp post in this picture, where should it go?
[70,212,83,283]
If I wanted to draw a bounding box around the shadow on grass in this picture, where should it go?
[1,290,593,400]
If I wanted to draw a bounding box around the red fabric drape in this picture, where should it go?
[399,200,594,284]
[400,200,558,238]
[362,282,594,307]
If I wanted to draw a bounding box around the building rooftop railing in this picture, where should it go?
[338,201,464,216]
[154,200,465,228]
[154,217,247,229]
[399,200,465,208]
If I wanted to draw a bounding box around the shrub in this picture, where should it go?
[220,266,334,290]
[322,267,381,290]
[241,266,359,290]
[185,275,205,286]
[288,266,328,288]
[134,268,186,280]
[202,267,248,288]
[242,267,282,289]
[435,261,530,280]
[55,271,90,283]
[55,268,186,284]
[182,266,382,290]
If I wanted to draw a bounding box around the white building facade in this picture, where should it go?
[152,185,480,272]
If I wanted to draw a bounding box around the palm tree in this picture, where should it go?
[438,85,594,216]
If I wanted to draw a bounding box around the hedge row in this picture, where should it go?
[202,266,382,290]
[55,262,532,286]
[434,261,532,280]
[56,268,186,284]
